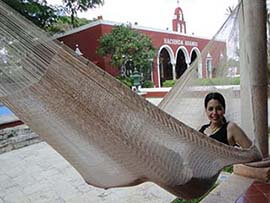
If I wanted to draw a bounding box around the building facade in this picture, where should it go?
[56,5,226,87]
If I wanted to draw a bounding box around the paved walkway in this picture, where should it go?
[0,142,176,203]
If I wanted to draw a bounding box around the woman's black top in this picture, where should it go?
[199,122,229,145]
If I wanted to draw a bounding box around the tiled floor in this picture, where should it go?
[235,181,270,203]
[0,142,176,203]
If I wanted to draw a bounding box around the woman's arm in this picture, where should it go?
[227,122,252,148]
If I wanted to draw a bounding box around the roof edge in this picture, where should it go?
[53,19,213,41]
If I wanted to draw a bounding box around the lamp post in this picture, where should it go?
[130,68,141,92]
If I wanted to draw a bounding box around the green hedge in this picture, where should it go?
[163,80,176,87]
[194,77,240,86]
[163,77,240,87]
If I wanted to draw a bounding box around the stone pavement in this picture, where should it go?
[0,142,176,203]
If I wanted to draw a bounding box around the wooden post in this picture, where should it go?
[240,0,268,158]
[234,0,270,182]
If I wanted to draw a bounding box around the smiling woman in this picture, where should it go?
[199,92,252,148]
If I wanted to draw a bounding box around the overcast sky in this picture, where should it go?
[47,0,238,38]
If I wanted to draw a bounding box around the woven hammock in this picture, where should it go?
[0,0,262,199]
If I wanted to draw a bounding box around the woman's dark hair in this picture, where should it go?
[204,92,226,111]
[204,92,227,123]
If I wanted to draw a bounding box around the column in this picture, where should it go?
[240,0,268,157]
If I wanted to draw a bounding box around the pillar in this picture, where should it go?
[240,0,268,157]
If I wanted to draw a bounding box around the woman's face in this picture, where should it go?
[205,99,225,125]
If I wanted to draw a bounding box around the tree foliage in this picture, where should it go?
[3,0,95,34]
[2,0,57,29]
[97,24,156,78]
[46,16,90,34]
[62,0,103,27]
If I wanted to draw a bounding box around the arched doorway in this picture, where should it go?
[159,48,173,87]
[176,49,187,78]
[190,51,197,64]
[190,48,202,78]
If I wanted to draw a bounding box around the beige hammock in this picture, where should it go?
[0,0,262,200]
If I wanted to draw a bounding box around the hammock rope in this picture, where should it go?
[0,0,263,199]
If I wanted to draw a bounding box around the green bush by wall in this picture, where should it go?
[162,77,240,87]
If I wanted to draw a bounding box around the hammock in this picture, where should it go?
[0,0,263,200]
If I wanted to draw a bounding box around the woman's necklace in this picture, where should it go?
[204,125,222,136]
[210,126,221,134]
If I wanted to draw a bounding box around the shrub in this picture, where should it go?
[194,77,240,86]
[142,80,154,88]
[162,77,240,88]
[116,76,132,88]
[163,80,176,87]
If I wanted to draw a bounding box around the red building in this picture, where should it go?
[56,4,225,87]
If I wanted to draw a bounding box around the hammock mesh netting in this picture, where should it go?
[0,0,264,200]
[160,3,244,130]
